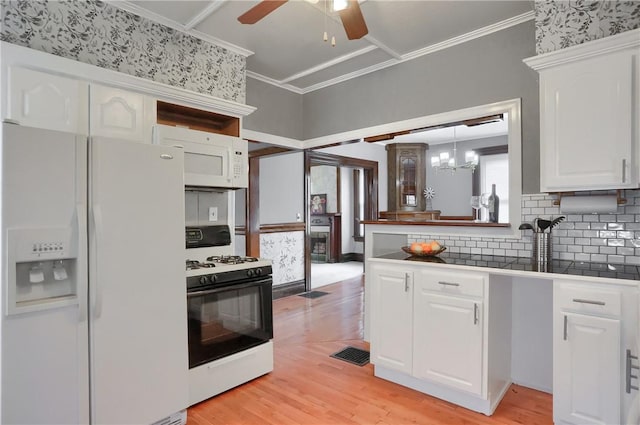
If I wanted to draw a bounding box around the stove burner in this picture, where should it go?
[186,260,216,270]
[206,255,259,265]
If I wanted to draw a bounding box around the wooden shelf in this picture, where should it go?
[379,210,441,221]
[157,101,239,136]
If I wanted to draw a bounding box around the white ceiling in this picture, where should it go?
[114,0,535,94]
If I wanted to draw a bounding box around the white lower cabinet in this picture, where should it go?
[369,262,509,415]
[553,280,639,425]
[413,291,483,396]
[370,266,413,374]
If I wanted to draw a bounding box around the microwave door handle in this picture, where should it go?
[226,148,232,183]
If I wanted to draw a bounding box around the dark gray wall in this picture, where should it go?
[302,21,539,193]
[244,77,304,140]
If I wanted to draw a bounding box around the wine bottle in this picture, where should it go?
[489,184,499,223]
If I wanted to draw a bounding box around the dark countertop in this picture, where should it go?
[375,251,640,281]
[362,219,510,227]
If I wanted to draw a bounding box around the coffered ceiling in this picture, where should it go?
[114,0,535,94]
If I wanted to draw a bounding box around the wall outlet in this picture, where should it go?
[208,207,218,222]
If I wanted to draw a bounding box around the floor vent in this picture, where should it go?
[298,290,329,299]
[331,346,370,366]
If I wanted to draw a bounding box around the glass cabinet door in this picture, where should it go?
[387,143,426,212]
[400,155,417,207]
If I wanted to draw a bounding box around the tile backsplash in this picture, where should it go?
[408,189,640,265]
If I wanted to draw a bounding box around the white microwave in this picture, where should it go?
[153,125,248,188]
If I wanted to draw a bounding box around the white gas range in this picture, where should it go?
[184,225,274,406]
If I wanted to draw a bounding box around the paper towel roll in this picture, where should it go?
[559,195,618,214]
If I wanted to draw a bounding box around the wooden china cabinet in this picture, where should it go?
[382,143,440,220]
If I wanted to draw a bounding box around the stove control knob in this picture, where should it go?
[209,274,217,283]
[199,276,209,285]
[255,268,263,276]
[247,269,255,278]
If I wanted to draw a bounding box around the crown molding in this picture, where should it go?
[249,10,535,94]
[280,45,378,84]
[107,1,254,57]
[247,71,305,94]
[402,11,534,62]
[184,0,227,31]
[524,28,640,71]
[299,58,399,93]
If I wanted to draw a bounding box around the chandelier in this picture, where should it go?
[430,127,478,173]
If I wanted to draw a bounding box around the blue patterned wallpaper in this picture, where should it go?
[0,0,246,103]
[535,0,640,54]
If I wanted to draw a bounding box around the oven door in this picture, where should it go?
[187,276,273,369]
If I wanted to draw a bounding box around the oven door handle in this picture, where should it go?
[187,278,272,297]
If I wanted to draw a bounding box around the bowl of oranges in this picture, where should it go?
[402,240,446,257]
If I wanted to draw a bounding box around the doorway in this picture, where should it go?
[304,151,378,291]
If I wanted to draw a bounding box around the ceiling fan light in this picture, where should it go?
[333,0,348,12]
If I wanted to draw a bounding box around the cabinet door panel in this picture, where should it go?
[413,291,483,396]
[8,67,88,134]
[370,266,413,374]
[541,52,634,190]
[554,312,620,425]
[89,84,155,143]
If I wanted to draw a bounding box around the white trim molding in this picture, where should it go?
[524,28,640,71]
[241,130,304,150]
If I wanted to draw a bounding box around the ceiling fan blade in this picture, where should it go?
[338,0,368,40]
[238,0,288,24]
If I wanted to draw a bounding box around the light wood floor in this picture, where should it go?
[188,277,553,425]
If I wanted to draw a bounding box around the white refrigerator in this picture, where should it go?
[1,123,188,424]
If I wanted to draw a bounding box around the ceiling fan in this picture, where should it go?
[238,0,369,40]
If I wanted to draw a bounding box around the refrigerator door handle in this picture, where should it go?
[92,204,104,319]
[77,203,87,323]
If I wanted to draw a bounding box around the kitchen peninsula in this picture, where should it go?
[363,220,639,424]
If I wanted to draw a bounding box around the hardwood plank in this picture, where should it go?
[188,278,552,425]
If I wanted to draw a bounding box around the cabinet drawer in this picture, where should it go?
[418,270,486,298]
[555,282,622,317]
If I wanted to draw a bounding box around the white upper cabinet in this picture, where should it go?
[89,84,156,143]
[525,30,640,192]
[7,67,88,135]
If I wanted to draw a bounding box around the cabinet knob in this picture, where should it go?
[404,273,410,292]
